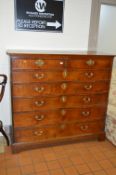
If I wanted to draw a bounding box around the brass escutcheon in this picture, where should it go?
[61,109,66,116]
[63,69,68,78]
[61,96,67,103]
[60,124,66,129]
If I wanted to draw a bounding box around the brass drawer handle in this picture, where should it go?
[35,86,44,93]
[83,97,91,103]
[80,125,89,131]
[61,109,66,116]
[35,59,45,67]
[81,111,90,117]
[34,73,44,80]
[35,101,44,107]
[35,115,45,121]
[63,69,68,78]
[84,85,92,90]
[85,72,94,78]
[61,96,67,103]
[61,83,67,90]
[34,130,43,136]
[86,59,95,66]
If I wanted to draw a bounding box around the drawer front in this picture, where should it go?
[13,94,108,112]
[14,121,105,143]
[12,58,66,70]
[12,69,111,83]
[14,106,107,127]
[12,81,110,97]
[67,56,113,69]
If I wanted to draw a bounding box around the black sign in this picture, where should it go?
[15,0,64,32]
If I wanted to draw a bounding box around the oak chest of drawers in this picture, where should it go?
[8,52,114,152]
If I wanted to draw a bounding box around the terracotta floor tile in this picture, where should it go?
[81,153,96,163]
[21,164,35,175]
[104,150,116,158]
[109,157,116,167]
[31,153,45,163]
[58,158,72,168]
[6,158,18,168]
[47,160,61,170]
[49,169,64,175]
[6,167,21,175]
[70,155,85,165]
[34,162,48,173]
[105,167,116,175]
[87,162,102,172]
[76,164,91,174]
[99,159,114,169]
[93,152,106,161]
[63,166,79,175]
[36,171,50,175]
[18,154,32,166]
[44,153,57,161]
[93,170,107,175]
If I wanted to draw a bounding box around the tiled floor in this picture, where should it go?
[0,140,116,175]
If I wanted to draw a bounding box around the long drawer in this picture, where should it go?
[14,121,105,143]
[14,106,107,127]
[12,81,110,97]
[12,55,113,70]
[12,69,111,83]
[13,94,108,112]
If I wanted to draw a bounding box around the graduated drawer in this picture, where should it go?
[11,55,113,70]
[12,81,110,97]
[14,106,107,127]
[14,121,105,143]
[12,69,111,83]
[13,94,108,112]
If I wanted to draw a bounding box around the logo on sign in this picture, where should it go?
[35,0,47,12]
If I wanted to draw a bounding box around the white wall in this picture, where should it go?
[0,0,92,125]
[97,4,116,54]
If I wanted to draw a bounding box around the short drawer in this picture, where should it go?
[12,69,111,83]
[14,121,105,143]
[12,81,110,97]
[13,94,108,112]
[12,58,66,70]
[67,56,113,69]
[14,106,107,127]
